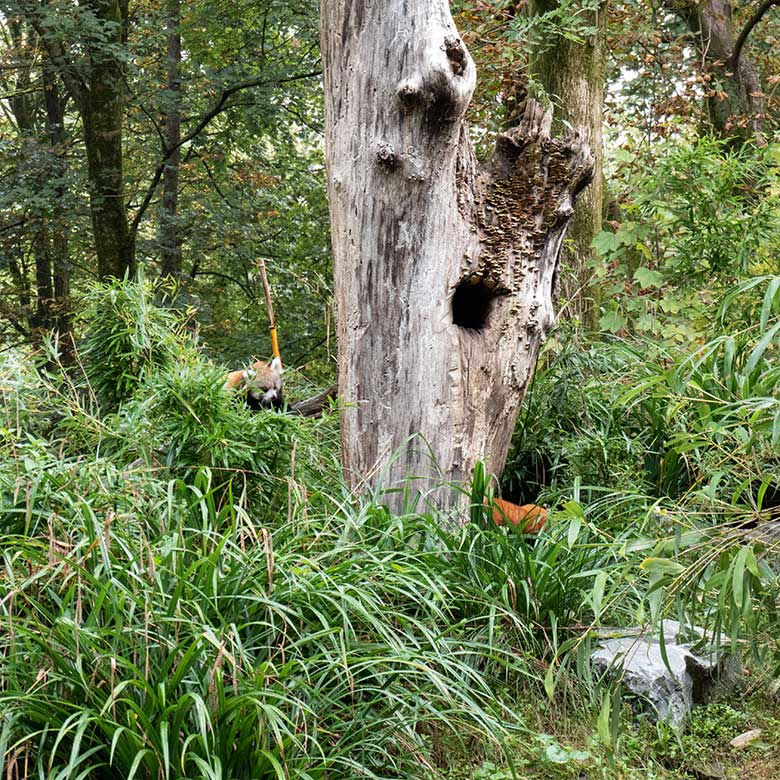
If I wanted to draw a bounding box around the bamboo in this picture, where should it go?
[257,258,281,364]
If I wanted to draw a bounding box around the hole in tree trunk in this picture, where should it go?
[452,276,501,331]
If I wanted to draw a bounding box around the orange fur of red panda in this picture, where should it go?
[224,368,248,389]
[487,498,547,533]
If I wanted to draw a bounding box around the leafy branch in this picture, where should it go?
[129,69,321,238]
[729,0,780,68]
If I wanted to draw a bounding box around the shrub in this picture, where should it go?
[78,278,187,412]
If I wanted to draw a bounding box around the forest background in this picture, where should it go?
[2,0,780,778]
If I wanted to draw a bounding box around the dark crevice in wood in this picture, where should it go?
[443,35,467,75]
[452,277,504,331]
[375,142,398,170]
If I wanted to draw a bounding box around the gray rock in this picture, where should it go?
[591,620,740,727]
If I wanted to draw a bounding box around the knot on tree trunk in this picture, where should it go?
[395,33,475,132]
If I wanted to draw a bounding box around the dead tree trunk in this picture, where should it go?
[320,1,593,511]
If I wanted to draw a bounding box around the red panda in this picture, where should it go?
[486,498,548,534]
[224,357,283,410]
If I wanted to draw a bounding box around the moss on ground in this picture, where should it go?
[442,688,780,780]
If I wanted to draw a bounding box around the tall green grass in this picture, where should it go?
[0,468,538,779]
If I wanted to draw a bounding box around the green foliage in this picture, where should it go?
[78,279,186,412]
[506,274,780,517]
[442,501,635,651]
[0,463,534,779]
[623,276,780,506]
[501,275,780,676]
[594,138,780,345]
[119,360,263,470]
[3,275,780,777]
[629,701,774,777]
[640,137,780,280]
[506,0,601,51]
[503,333,662,505]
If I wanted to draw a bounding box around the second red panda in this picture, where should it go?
[486,498,548,534]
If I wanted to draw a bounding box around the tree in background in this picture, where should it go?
[528,0,607,324]
[0,0,331,370]
[0,11,73,346]
[158,0,182,279]
[25,0,134,279]
[669,0,768,144]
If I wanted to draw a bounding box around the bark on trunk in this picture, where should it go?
[6,20,55,337]
[159,0,182,279]
[320,1,593,510]
[24,0,133,278]
[32,227,53,333]
[529,0,607,327]
[81,0,133,279]
[670,0,764,143]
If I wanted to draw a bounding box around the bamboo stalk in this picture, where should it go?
[257,258,281,364]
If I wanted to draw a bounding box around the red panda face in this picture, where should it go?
[225,357,283,410]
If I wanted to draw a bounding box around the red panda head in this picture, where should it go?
[225,357,283,410]
[246,357,283,410]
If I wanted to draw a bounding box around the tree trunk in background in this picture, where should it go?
[159,0,182,279]
[670,0,764,144]
[6,17,54,336]
[320,0,593,512]
[529,0,607,327]
[15,0,132,280]
[42,67,73,347]
[31,226,53,333]
[81,0,134,279]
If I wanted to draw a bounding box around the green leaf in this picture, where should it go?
[544,663,556,700]
[567,512,582,548]
[636,313,656,332]
[592,231,623,255]
[746,320,780,376]
[591,571,607,622]
[745,546,761,579]
[600,311,627,333]
[597,694,612,747]
[760,276,780,330]
[640,558,685,576]
[633,266,664,288]
[732,546,749,607]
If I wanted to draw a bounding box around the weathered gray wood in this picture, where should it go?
[320,0,594,510]
[290,384,339,417]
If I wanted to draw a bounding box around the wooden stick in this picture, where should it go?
[257,258,281,364]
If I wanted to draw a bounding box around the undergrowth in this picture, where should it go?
[2,277,780,776]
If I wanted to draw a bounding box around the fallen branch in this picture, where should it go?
[290,384,338,417]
